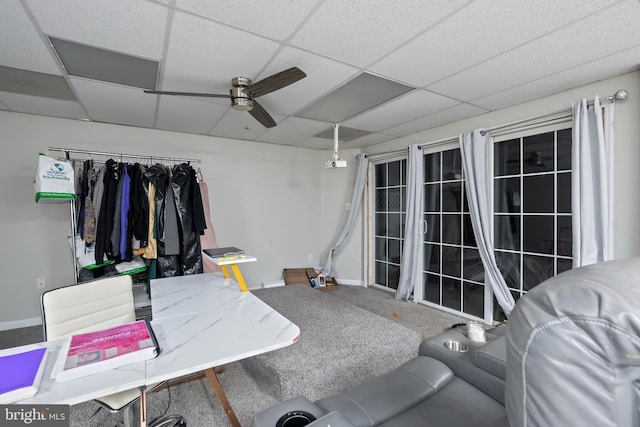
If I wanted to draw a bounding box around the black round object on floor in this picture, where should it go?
[275,410,317,427]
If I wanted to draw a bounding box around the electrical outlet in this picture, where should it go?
[307,254,313,262]
[36,277,45,289]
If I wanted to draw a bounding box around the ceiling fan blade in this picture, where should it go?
[143,90,230,98]
[248,99,277,128]
[243,67,306,98]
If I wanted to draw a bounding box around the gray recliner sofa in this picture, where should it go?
[252,256,640,427]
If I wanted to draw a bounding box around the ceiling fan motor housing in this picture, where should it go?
[231,77,253,111]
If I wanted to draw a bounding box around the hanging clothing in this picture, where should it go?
[129,164,148,248]
[120,164,132,261]
[94,159,119,265]
[142,182,157,260]
[110,163,124,258]
[144,165,180,277]
[76,160,89,239]
[92,163,107,229]
[83,162,97,246]
[171,163,205,276]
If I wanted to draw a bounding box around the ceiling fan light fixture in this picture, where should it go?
[231,86,253,111]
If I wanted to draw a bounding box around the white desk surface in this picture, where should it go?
[209,255,257,266]
[146,273,300,384]
[10,272,299,407]
[9,340,146,406]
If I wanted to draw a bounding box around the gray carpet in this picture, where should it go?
[322,285,465,340]
[1,284,464,426]
[245,284,422,402]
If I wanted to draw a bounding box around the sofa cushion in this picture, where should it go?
[378,377,507,427]
[316,356,453,427]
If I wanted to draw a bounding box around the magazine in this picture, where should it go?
[52,320,159,382]
[0,347,48,403]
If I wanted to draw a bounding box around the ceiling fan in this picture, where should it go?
[144,67,306,128]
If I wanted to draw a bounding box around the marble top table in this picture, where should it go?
[10,272,299,427]
[146,272,300,385]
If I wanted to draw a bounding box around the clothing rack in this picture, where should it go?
[47,147,202,165]
[47,147,202,282]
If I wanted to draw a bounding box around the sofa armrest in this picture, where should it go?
[473,335,506,380]
[418,326,506,404]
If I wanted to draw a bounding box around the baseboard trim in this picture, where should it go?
[336,279,364,287]
[0,317,42,331]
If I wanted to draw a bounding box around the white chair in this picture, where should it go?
[41,275,154,426]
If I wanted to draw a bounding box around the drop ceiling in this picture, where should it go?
[1,0,639,150]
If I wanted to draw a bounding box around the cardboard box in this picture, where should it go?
[282,268,338,287]
[282,268,316,286]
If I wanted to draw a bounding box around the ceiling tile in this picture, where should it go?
[289,0,470,68]
[0,2,60,74]
[370,0,618,87]
[384,103,488,137]
[25,0,168,59]
[0,66,76,100]
[0,91,87,120]
[296,73,414,123]
[250,46,359,116]
[70,78,157,128]
[209,109,282,141]
[343,132,396,149]
[294,136,334,150]
[474,45,640,111]
[342,90,459,132]
[156,96,229,135]
[174,0,322,41]
[161,11,280,96]
[428,2,640,101]
[256,117,330,146]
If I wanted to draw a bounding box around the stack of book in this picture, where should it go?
[0,347,48,403]
[52,320,160,382]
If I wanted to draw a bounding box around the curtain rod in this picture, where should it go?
[480,89,628,136]
[47,147,201,164]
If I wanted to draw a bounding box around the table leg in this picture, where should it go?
[230,264,249,292]
[204,367,241,427]
[139,386,147,427]
[220,264,231,279]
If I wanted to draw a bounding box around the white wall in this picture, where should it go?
[0,112,335,328]
[366,70,640,261]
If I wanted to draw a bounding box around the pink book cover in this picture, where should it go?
[63,320,156,371]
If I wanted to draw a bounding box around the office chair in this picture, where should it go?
[41,275,156,426]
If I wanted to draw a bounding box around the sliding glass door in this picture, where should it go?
[369,127,573,321]
[422,147,486,319]
[373,159,406,290]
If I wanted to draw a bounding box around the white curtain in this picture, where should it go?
[460,130,516,316]
[572,96,613,267]
[318,154,369,277]
[396,145,424,300]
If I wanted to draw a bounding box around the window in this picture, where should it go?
[373,160,406,290]
[422,148,485,318]
[493,128,572,319]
